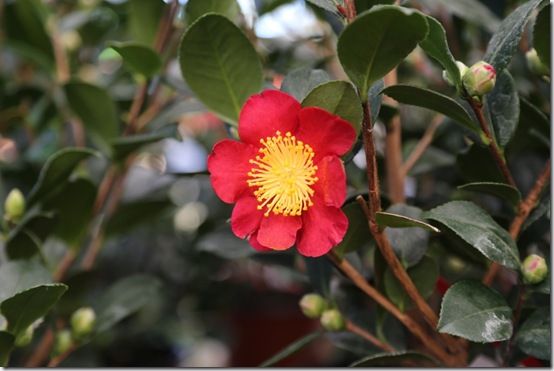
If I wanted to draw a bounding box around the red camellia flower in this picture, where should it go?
[207,90,356,257]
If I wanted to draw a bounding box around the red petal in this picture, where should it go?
[248,233,272,252]
[314,156,347,208]
[238,90,300,145]
[231,196,263,239]
[296,107,356,162]
[257,214,302,251]
[207,139,257,203]
[296,201,348,257]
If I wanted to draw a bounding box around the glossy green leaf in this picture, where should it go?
[281,68,330,102]
[333,202,372,259]
[458,182,521,207]
[515,307,550,360]
[127,0,165,45]
[533,4,550,69]
[185,0,240,24]
[438,280,512,342]
[260,330,323,367]
[368,79,384,123]
[110,125,178,162]
[384,256,438,312]
[337,5,428,100]
[487,71,519,147]
[105,198,173,236]
[381,85,478,133]
[419,0,500,33]
[179,14,263,124]
[64,81,119,142]
[419,16,461,89]
[1,284,67,336]
[27,148,98,206]
[376,211,439,233]
[5,230,42,260]
[0,259,51,303]
[351,351,439,367]
[109,41,162,78]
[0,331,15,366]
[484,0,546,72]
[424,201,520,269]
[302,81,363,134]
[95,275,162,333]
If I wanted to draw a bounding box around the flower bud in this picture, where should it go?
[299,293,327,319]
[15,325,34,347]
[526,48,549,76]
[320,309,345,332]
[442,61,468,86]
[462,61,496,98]
[52,330,72,356]
[70,307,96,338]
[4,188,25,222]
[522,254,548,284]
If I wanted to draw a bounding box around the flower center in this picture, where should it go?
[247,131,318,217]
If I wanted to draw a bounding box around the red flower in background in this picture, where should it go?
[208,90,356,257]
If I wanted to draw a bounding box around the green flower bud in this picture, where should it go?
[442,61,468,86]
[53,330,72,357]
[522,254,548,284]
[462,61,496,98]
[15,325,34,347]
[526,48,549,76]
[70,307,96,338]
[320,309,345,332]
[4,188,25,222]
[299,293,327,319]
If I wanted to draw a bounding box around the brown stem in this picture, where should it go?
[400,115,443,177]
[47,344,76,367]
[24,328,54,367]
[52,250,76,282]
[361,102,381,214]
[345,320,395,353]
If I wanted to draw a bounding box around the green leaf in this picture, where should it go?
[487,71,519,147]
[515,307,550,360]
[185,0,241,24]
[458,182,521,207]
[5,230,42,260]
[419,16,461,89]
[1,284,67,336]
[424,201,520,269]
[333,202,372,259]
[351,351,439,367]
[197,226,255,259]
[438,280,512,342]
[419,0,500,33]
[403,139,455,176]
[384,256,438,312]
[281,68,330,102]
[0,330,14,366]
[108,41,162,78]
[533,4,550,69]
[27,148,98,206]
[179,14,263,124]
[110,125,178,162]
[376,211,439,233]
[354,0,395,13]
[0,259,51,303]
[368,79,384,123]
[337,5,428,100]
[105,198,172,236]
[484,0,546,72]
[127,0,165,45]
[259,330,323,367]
[457,144,505,183]
[381,85,478,133]
[304,257,332,297]
[64,81,119,142]
[95,275,161,333]
[306,0,340,14]
[302,81,363,134]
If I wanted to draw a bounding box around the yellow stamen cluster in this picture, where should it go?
[247,131,318,217]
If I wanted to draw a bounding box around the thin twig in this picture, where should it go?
[47,344,76,367]
[400,114,444,177]
[24,329,54,367]
[346,320,395,353]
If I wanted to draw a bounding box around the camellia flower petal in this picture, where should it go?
[207,90,356,257]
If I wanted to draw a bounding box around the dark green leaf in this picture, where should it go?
[515,307,550,360]
[302,81,363,134]
[484,0,546,72]
[260,330,323,367]
[438,280,512,342]
[424,201,520,269]
[522,194,550,231]
[487,71,519,147]
[354,0,395,13]
[108,41,162,78]
[0,331,15,366]
[110,125,178,162]
[127,0,165,45]
[458,182,521,207]
[1,284,67,336]
[337,5,428,100]
[457,144,506,183]
[5,230,42,260]
[0,258,51,303]
[333,202,372,259]
[381,85,478,133]
[304,257,332,296]
[105,198,172,236]
[384,256,438,312]
[351,351,439,367]
[419,0,500,33]
[185,0,241,24]
[419,16,461,89]
[533,4,550,68]
[376,211,439,232]
[27,148,98,206]
[368,79,384,123]
[179,14,263,124]
[64,81,119,142]
[281,68,330,102]
[95,275,162,333]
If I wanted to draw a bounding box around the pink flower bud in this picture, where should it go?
[462,61,496,97]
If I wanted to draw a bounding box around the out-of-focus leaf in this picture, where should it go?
[259,330,323,367]
[281,68,330,102]
[197,227,256,259]
[376,211,439,232]
[185,0,241,24]
[487,71,519,147]
[337,5,428,100]
[419,0,500,33]
[127,0,165,45]
[0,331,15,366]
[403,139,455,176]
[522,194,550,231]
[75,7,119,45]
[108,41,162,78]
[95,275,162,333]
[0,259,51,303]
[381,85,478,133]
[457,144,505,183]
[5,230,42,260]
[304,257,332,296]
[1,284,67,336]
[484,0,546,72]
[27,148,98,206]
[458,182,521,207]
[424,201,520,270]
[438,280,512,342]
[110,125,178,162]
[302,81,362,134]
[515,307,550,360]
[64,81,119,142]
[306,0,340,14]
[333,202,372,259]
[533,4,550,69]
[11,212,57,242]
[351,351,439,367]
[105,198,173,236]
[179,14,263,124]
